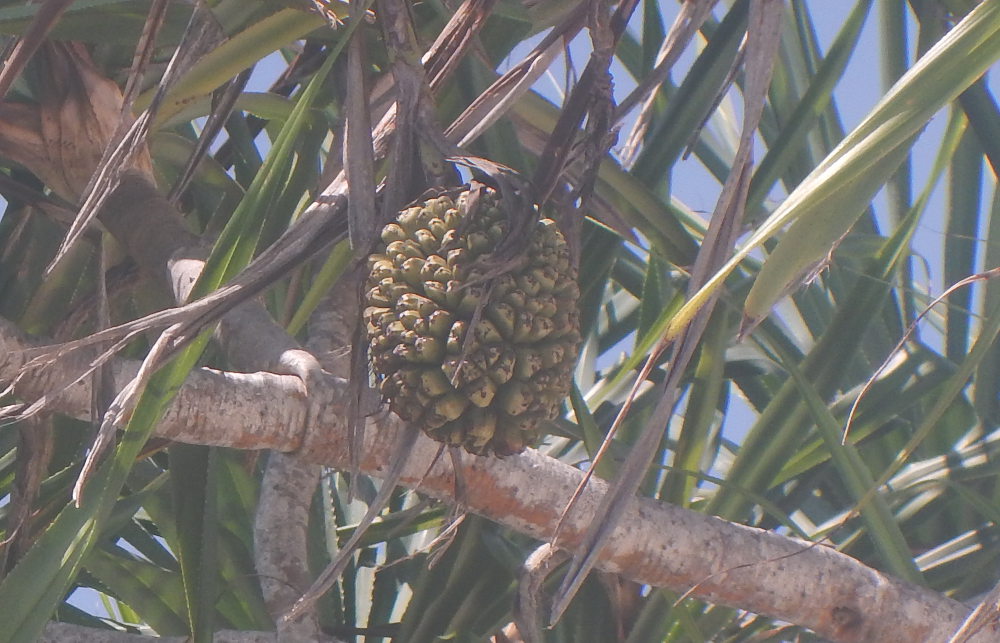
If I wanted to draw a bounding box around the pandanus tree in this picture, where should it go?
[2,1,1000,641]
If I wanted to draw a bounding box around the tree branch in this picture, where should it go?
[1,318,985,643]
[39,623,283,643]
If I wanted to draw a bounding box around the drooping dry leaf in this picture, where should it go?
[0,42,153,203]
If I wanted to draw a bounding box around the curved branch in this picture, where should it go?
[0,318,981,643]
[96,172,325,636]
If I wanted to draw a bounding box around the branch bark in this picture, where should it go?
[39,623,278,643]
[0,318,987,643]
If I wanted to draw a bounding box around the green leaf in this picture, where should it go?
[665,0,1000,338]
[84,545,189,635]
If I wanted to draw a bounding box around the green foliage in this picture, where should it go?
[2,1,1000,641]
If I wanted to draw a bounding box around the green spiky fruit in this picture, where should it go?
[364,185,580,456]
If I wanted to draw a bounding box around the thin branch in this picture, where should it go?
[38,622,323,643]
